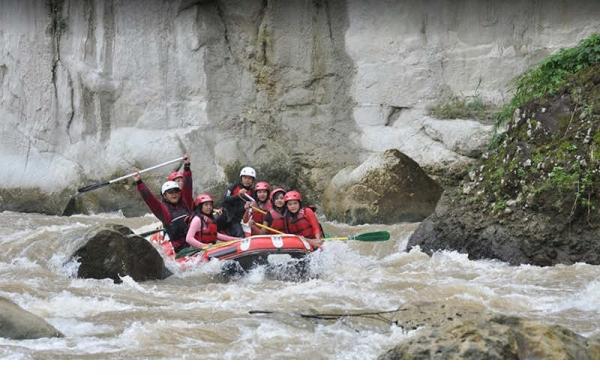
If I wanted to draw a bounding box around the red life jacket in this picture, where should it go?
[267,208,286,232]
[252,200,271,224]
[284,208,315,238]
[194,213,218,244]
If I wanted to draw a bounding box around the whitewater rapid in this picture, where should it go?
[1,211,599,359]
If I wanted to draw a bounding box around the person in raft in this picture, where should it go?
[241,181,272,235]
[283,190,323,248]
[220,166,256,237]
[186,194,239,249]
[258,187,287,234]
[167,170,184,188]
[133,155,193,253]
[167,170,193,208]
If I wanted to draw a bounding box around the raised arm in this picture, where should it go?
[135,173,170,223]
[181,154,193,210]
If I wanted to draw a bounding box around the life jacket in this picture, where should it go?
[252,200,271,224]
[164,202,191,249]
[284,208,315,238]
[193,213,218,244]
[267,207,286,232]
[223,183,254,222]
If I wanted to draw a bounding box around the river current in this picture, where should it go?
[1,210,599,359]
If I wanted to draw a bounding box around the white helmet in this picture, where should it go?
[239,166,256,178]
[161,181,181,194]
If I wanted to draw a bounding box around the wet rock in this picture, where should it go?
[0,297,63,340]
[70,224,171,283]
[422,117,494,158]
[407,189,600,266]
[380,311,600,360]
[323,149,443,224]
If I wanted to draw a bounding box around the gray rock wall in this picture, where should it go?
[1,0,598,213]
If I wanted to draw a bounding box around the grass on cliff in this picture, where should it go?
[495,33,600,129]
[465,34,600,225]
[429,94,497,124]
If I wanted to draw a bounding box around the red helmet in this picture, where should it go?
[194,194,213,207]
[270,187,286,202]
[255,181,271,192]
[168,171,184,181]
[284,190,302,202]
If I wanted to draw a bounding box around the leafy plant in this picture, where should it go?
[496,33,600,129]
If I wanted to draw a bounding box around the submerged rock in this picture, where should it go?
[379,302,600,360]
[70,224,171,283]
[322,149,442,224]
[0,297,63,340]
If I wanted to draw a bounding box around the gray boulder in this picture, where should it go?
[70,224,171,283]
[322,149,442,224]
[377,301,600,360]
[0,297,63,340]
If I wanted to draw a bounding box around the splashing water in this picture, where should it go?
[1,211,599,359]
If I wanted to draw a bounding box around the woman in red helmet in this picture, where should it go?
[186,194,239,249]
[241,181,272,235]
[261,187,287,233]
[283,190,323,248]
[167,169,193,209]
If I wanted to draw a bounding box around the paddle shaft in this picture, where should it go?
[78,156,185,193]
[127,214,187,238]
[254,222,284,234]
[109,156,185,184]
[242,193,268,215]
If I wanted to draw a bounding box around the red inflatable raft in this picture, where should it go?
[149,232,316,271]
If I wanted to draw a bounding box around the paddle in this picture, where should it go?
[127,215,187,238]
[77,156,185,193]
[175,239,242,259]
[254,222,284,234]
[242,193,267,215]
[324,231,390,242]
[127,227,164,238]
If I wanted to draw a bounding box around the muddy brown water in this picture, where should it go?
[1,211,599,359]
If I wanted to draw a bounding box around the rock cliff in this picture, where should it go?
[1,0,599,215]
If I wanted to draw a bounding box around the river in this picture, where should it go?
[1,210,599,359]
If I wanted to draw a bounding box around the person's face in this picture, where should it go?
[273,193,285,208]
[256,189,268,202]
[201,201,213,215]
[241,176,254,188]
[286,200,300,213]
[174,177,184,188]
[163,189,181,204]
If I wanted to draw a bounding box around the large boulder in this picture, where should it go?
[377,301,600,360]
[322,149,442,224]
[380,312,600,360]
[0,297,63,340]
[70,224,171,283]
[408,63,600,266]
[421,116,494,159]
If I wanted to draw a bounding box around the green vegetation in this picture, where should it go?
[429,95,497,123]
[467,34,600,224]
[496,34,600,128]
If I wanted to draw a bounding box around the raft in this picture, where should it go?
[149,232,316,272]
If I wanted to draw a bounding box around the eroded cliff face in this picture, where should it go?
[1,0,599,214]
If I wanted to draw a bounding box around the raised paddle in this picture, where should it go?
[77,156,185,193]
[324,231,390,242]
